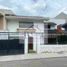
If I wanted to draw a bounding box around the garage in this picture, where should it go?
[0,33,24,56]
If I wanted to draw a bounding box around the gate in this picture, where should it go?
[0,32,24,56]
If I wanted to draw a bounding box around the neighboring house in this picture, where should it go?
[55,12,67,20]
[42,12,67,53]
[55,12,67,31]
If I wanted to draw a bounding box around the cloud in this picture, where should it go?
[0,5,10,9]
[23,0,46,14]
[0,0,67,17]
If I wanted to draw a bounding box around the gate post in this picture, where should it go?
[37,33,41,54]
[24,33,28,54]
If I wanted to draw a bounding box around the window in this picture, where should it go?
[19,22,33,28]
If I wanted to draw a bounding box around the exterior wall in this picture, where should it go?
[7,20,45,53]
[39,45,67,53]
[34,22,44,32]
[39,19,67,53]
[4,18,67,54]
[7,20,44,33]
[33,22,44,52]
[0,17,4,30]
[7,20,19,32]
[49,19,65,27]
[0,16,7,31]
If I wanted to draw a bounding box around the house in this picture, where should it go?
[39,18,67,53]
[0,9,67,55]
[41,12,67,53]
[55,12,67,31]
[55,12,67,20]
[0,9,47,55]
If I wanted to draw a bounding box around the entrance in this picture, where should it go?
[28,37,33,52]
[0,39,24,55]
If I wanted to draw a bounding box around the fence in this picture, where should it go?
[44,34,67,44]
[0,32,67,44]
[0,32,67,54]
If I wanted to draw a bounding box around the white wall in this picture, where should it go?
[33,22,44,52]
[38,19,67,53]
[7,20,19,32]
[49,19,66,25]
[6,19,67,54]
[7,20,45,53]
[34,22,44,32]
[39,45,67,53]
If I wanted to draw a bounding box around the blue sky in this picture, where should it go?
[0,0,67,18]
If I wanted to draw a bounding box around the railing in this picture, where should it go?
[0,32,25,40]
[0,32,67,44]
[44,34,67,44]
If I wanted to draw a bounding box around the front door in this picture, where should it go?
[28,37,33,52]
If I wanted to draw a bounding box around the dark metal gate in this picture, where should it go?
[0,32,24,56]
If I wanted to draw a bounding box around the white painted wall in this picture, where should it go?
[7,19,67,54]
[34,22,44,32]
[33,22,44,52]
[39,45,67,53]
[7,20,45,53]
[7,20,19,32]
[38,19,67,53]
[49,19,66,25]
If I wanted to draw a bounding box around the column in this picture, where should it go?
[33,33,37,51]
[24,33,28,54]
[37,33,41,54]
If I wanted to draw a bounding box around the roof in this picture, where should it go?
[55,12,67,19]
[0,9,15,15]
[5,15,47,21]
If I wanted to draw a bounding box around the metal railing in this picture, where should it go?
[0,32,67,44]
[44,34,67,44]
[0,32,25,40]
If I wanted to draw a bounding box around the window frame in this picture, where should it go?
[19,21,34,28]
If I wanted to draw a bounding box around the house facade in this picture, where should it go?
[0,9,47,55]
[0,9,67,55]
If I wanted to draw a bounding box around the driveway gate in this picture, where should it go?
[0,32,24,56]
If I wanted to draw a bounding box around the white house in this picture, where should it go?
[0,9,67,55]
[0,9,47,55]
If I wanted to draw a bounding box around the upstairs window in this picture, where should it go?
[19,22,33,28]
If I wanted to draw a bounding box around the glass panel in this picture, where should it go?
[19,22,33,28]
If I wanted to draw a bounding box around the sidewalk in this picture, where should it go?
[0,52,67,62]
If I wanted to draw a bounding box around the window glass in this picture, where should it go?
[19,22,33,28]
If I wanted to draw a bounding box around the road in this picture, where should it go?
[0,57,67,67]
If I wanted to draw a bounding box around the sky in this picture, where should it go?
[0,0,67,18]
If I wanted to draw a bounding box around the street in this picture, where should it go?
[0,57,67,67]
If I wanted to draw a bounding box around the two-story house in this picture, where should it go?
[0,9,67,55]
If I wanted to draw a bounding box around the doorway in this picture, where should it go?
[28,37,33,53]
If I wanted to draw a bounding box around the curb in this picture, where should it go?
[0,53,67,62]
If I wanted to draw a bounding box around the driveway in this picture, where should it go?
[0,57,67,67]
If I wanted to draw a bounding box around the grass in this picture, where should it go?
[28,50,36,53]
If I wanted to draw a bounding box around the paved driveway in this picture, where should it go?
[0,57,67,67]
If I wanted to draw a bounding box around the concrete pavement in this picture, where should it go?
[0,52,67,61]
[0,57,67,67]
